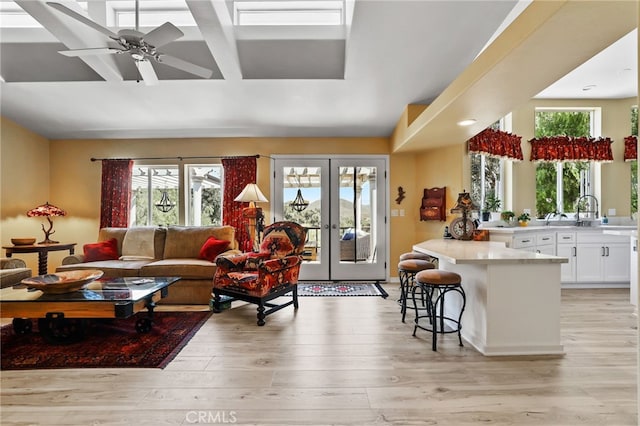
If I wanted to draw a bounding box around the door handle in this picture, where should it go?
[601,247,605,256]
[572,247,576,257]
[324,224,330,229]
[605,246,610,256]
[331,224,338,229]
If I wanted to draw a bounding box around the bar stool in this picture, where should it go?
[397,258,435,323]
[399,251,433,262]
[412,269,466,351]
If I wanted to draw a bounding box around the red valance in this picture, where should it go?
[529,136,613,162]
[468,128,523,160]
[624,135,637,162]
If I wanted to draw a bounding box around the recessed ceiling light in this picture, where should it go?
[457,119,477,127]
[582,85,597,91]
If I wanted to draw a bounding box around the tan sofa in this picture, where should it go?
[0,258,32,289]
[56,226,240,304]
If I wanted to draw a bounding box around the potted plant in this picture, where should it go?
[482,194,501,221]
[500,210,515,225]
[517,212,531,226]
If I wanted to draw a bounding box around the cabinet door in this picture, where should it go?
[576,243,604,282]
[603,243,630,282]
[537,244,555,256]
[557,244,576,282]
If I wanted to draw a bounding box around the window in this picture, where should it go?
[186,165,223,226]
[131,166,180,227]
[534,109,597,218]
[470,121,503,215]
[233,1,344,26]
[130,164,223,226]
[631,106,638,215]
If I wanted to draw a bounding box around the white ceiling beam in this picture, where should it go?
[15,0,122,82]
[186,0,242,80]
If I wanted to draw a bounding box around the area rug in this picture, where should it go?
[1,311,211,371]
[298,282,388,298]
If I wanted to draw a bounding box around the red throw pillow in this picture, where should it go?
[83,238,119,262]
[199,236,230,262]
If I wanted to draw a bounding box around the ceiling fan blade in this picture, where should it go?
[135,60,159,86]
[47,2,118,39]
[59,47,124,57]
[143,22,184,48]
[157,55,213,79]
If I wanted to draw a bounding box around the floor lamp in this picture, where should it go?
[234,183,268,251]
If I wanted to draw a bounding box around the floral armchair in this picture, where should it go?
[212,221,307,325]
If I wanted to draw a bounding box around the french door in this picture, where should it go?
[272,156,387,282]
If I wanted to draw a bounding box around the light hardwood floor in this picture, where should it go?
[1,286,637,425]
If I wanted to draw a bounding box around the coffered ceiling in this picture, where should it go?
[0,0,637,146]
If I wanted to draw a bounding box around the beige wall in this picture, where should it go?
[1,118,51,273]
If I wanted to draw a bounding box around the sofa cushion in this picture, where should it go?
[163,226,236,259]
[98,227,167,259]
[0,268,32,289]
[140,259,216,279]
[56,259,152,277]
[199,236,231,262]
[83,238,119,262]
[121,227,157,260]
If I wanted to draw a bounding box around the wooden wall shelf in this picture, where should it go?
[420,187,446,221]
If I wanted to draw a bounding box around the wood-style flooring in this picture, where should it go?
[1,286,637,425]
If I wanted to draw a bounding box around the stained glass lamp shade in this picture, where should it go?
[27,202,66,244]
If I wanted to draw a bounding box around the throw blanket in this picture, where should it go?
[120,227,156,260]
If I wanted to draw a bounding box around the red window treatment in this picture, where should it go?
[624,136,637,162]
[100,159,133,228]
[222,157,257,251]
[529,136,614,162]
[467,128,523,160]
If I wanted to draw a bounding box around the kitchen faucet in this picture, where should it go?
[575,194,599,226]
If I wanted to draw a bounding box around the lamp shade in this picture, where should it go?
[27,202,66,217]
[450,191,478,213]
[234,183,268,203]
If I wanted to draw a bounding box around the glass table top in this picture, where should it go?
[0,277,180,303]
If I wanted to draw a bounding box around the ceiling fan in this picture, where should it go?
[47,1,213,85]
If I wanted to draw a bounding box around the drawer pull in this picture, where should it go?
[542,237,550,241]
[521,239,531,243]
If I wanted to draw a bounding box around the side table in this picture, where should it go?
[3,243,77,276]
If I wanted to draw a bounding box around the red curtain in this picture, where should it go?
[529,136,614,162]
[467,128,523,160]
[100,159,133,228]
[624,136,637,161]
[222,157,257,251]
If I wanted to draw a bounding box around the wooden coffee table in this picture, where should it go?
[0,276,180,343]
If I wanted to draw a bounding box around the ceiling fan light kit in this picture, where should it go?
[46,1,213,85]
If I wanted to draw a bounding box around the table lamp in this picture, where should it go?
[27,202,66,244]
[234,183,268,251]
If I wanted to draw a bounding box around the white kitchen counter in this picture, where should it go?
[412,239,566,356]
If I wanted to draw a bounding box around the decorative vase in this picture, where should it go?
[519,221,528,227]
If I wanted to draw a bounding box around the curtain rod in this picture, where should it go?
[90,155,261,162]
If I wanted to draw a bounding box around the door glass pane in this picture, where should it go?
[282,167,322,263]
[338,166,376,263]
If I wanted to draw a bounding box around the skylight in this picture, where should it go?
[234,1,344,26]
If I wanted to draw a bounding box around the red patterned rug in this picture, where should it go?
[298,282,388,298]
[1,311,211,370]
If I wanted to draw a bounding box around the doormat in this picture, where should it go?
[298,282,388,298]
[0,311,211,371]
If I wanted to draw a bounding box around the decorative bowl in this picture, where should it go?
[11,238,36,246]
[22,269,104,294]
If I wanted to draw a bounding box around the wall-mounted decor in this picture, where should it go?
[419,187,446,221]
[396,186,406,204]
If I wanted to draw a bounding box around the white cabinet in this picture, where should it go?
[575,233,630,283]
[536,232,556,255]
[557,232,577,282]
